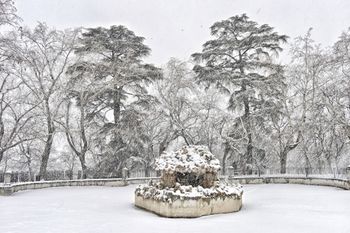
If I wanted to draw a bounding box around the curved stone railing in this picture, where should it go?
[0,176,348,196]
[0,177,159,196]
[227,176,350,190]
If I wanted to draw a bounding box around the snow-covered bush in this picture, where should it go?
[155,145,221,174]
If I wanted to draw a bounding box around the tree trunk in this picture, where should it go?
[65,98,89,180]
[246,133,253,165]
[79,100,88,179]
[280,152,287,174]
[38,131,54,180]
[241,77,253,174]
[145,165,150,177]
[222,146,230,175]
[244,92,253,174]
[326,156,333,173]
[304,154,311,177]
[279,132,301,174]
[79,155,87,179]
[238,56,253,174]
[159,131,173,156]
[182,132,191,146]
[159,139,167,157]
[39,99,54,180]
[28,159,33,181]
[0,151,3,165]
[113,85,121,125]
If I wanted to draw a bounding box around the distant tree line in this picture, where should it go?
[0,1,349,180]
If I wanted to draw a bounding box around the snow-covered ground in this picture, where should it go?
[0,184,349,233]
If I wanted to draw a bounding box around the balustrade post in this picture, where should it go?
[122,167,129,186]
[4,171,12,185]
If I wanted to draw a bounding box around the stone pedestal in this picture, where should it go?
[227,166,234,178]
[4,172,12,185]
[122,167,129,185]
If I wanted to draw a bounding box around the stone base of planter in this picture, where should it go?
[135,194,242,218]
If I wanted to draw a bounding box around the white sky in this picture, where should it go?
[15,0,350,65]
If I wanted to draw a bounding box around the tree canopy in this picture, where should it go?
[192,14,288,173]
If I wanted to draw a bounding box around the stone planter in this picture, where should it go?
[135,195,242,218]
[135,145,243,218]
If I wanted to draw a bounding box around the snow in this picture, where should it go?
[0,184,349,233]
[155,145,221,174]
[135,182,243,202]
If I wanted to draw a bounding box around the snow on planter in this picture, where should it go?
[155,145,221,174]
[135,145,243,218]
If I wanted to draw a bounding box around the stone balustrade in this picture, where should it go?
[228,176,350,190]
[0,175,349,196]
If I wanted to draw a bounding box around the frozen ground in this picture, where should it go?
[0,184,349,233]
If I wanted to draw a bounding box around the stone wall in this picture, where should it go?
[0,176,348,196]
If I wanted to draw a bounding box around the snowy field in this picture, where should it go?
[0,184,349,233]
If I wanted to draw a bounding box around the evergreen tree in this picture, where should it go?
[192,14,287,173]
[73,25,162,176]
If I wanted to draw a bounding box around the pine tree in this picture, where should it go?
[192,14,287,173]
[72,25,162,176]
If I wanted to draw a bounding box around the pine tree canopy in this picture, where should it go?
[192,14,288,116]
[75,25,150,61]
[69,25,162,123]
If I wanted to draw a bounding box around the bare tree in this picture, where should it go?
[0,66,37,165]
[288,28,330,175]
[156,58,200,147]
[0,0,20,26]
[16,138,42,181]
[2,23,79,179]
[270,98,301,174]
[58,63,101,179]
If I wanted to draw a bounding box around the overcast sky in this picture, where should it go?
[15,0,350,65]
